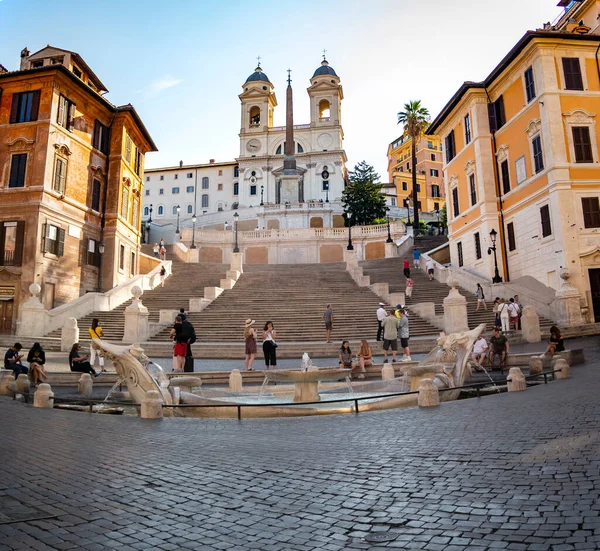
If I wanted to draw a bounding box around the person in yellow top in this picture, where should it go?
[88,318,106,372]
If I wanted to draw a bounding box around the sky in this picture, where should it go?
[0,0,565,179]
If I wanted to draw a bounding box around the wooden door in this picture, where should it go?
[589,269,600,323]
[0,300,13,334]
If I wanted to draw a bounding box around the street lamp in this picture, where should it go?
[175,205,181,234]
[346,209,354,251]
[233,211,240,253]
[190,214,197,249]
[386,206,393,243]
[487,229,503,283]
[404,198,411,225]
[260,185,264,206]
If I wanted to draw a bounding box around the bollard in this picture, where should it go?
[0,370,14,396]
[34,384,54,408]
[78,373,94,398]
[229,369,243,392]
[381,364,395,381]
[140,390,163,419]
[507,367,526,392]
[418,378,440,407]
[554,358,571,380]
[551,354,569,369]
[528,356,543,376]
[16,374,30,394]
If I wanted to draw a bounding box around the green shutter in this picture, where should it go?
[57,227,66,257]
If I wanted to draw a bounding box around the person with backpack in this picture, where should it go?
[179,316,196,373]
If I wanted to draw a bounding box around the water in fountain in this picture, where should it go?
[259,375,271,397]
[301,352,313,372]
[344,376,354,394]
[475,364,501,393]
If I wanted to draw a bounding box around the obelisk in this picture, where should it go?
[280,69,301,203]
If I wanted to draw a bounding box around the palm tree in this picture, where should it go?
[397,100,430,234]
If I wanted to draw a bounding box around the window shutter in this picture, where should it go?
[507,223,516,251]
[57,227,66,257]
[13,221,25,266]
[30,90,41,121]
[68,102,76,131]
[488,103,497,133]
[102,126,110,155]
[0,224,5,266]
[10,93,19,124]
[42,223,51,253]
[501,160,510,194]
[496,96,505,128]
[57,95,65,125]
[93,120,100,149]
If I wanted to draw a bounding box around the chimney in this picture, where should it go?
[179,160,183,168]
[20,47,30,59]
[209,159,215,164]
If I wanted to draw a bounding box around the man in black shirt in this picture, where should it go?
[489,328,509,371]
[4,343,28,378]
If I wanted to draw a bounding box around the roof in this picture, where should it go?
[427,30,600,134]
[0,63,157,151]
[0,63,7,74]
[312,60,338,78]
[245,66,271,84]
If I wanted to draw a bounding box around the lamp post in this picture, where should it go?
[175,204,181,234]
[346,209,354,251]
[404,198,411,225]
[386,206,393,243]
[233,211,240,253]
[487,229,503,283]
[146,204,153,243]
[98,241,105,292]
[260,185,264,206]
[190,214,197,249]
[325,187,329,203]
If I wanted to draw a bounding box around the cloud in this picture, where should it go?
[136,76,183,96]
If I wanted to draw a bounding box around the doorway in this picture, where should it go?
[0,300,14,334]
[589,269,600,322]
[43,283,55,310]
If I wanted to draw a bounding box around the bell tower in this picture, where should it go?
[239,63,276,133]
[308,56,343,129]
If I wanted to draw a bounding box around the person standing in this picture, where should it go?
[159,265,167,287]
[88,318,106,373]
[376,302,386,341]
[426,258,435,281]
[323,304,334,343]
[178,307,187,321]
[513,295,523,329]
[27,343,48,386]
[405,277,414,299]
[262,321,277,370]
[244,319,257,371]
[159,237,165,249]
[397,309,411,362]
[475,284,487,311]
[413,249,421,269]
[152,243,160,257]
[170,316,186,373]
[498,298,510,332]
[508,298,520,330]
[69,343,98,376]
[180,316,196,373]
[159,245,167,261]
[403,258,410,278]
[381,311,400,363]
[4,343,27,378]
[493,297,500,328]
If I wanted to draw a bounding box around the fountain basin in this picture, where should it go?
[266,368,351,402]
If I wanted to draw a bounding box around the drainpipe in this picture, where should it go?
[484,88,510,283]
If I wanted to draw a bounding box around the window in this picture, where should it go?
[234,166,239,177]
[402,182,408,191]
[417,201,422,210]
[202,177,209,189]
[322,180,329,191]
[432,184,440,198]
[187,173,193,178]
[43,224,65,256]
[276,144,282,155]
[172,205,178,215]
[86,239,101,267]
[250,185,257,196]
[10,91,40,123]
[488,95,506,132]
[135,150,142,176]
[187,205,193,214]
[507,222,516,251]
[132,198,139,229]
[160,175,164,181]
[524,66,536,102]
[157,206,164,215]
[452,187,460,218]
[474,232,482,260]
[202,194,209,208]
[433,201,439,211]
[91,179,101,212]
[146,176,150,182]
[391,198,396,206]
[414,184,420,192]
[130,252,135,275]
[125,135,132,163]
[469,173,477,206]
[159,188,164,195]
[121,189,129,219]
[430,153,436,161]
[9,154,27,188]
[0,221,25,266]
[218,170,223,176]
[445,130,456,163]
[172,187,180,194]
[427,141,433,149]
[218,183,223,191]
[143,206,149,216]
[532,135,544,173]
[464,114,472,144]
[298,143,304,153]
[430,169,439,177]
[572,127,593,163]
[582,197,600,228]
[500,160,510,194]
[119,244,125,271]
[72,65,82,79]
[540,204,552,237]
[53,157,67,194]
[57,95,76,131]
[93,120,110,155]
[233,182,239,196]
[562,57,583,91]
[145,189,150,196]
[457,242,464,267]
[174,174,178,180]
[186,186,194,193]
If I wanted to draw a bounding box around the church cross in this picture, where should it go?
[287,69,292,85]
[322,48,327,60]
[256,55,261,67]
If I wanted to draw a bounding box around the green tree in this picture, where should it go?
[397,100,430,234]
[439,204,447,229]
[341,161,386,226]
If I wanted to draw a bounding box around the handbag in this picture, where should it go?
[271,340,278,349]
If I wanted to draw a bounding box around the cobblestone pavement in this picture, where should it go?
[1,340,599,551]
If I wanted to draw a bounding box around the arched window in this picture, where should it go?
[157,205,164,215]
[234,166,239,177]
[276,142,303,155]
[202,194,209,208]
[143,206,149,216]
[187,204,193,214]
[276,144,282,155]
[233,182,239,195]
[202,177,209,189]
[319,99,331,121]
[297,143,304,153]
[249,106,261,126]
[172,205,178,215]
[217,202,224,212]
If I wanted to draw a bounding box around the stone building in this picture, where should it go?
[0,45,156,333]
[427,0,600,323]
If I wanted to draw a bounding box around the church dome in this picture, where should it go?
[312,60,338,78]
[245,66,271,83]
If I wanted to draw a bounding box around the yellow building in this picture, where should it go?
[387,134,445,213]
[428,0,600,323]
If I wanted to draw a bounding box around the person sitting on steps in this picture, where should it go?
[69,343,99,377]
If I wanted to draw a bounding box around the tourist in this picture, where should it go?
[27,342,48,386]
[397,309,411,362]
[413,248,421,269]
[152,243,159,257]
[376,302,386,341]
[513,295,523,329]
[403,258,410,278]
[69,343,98,376]
[88,318,106,372]
[470,336,488,368]
[493,297,500,328]
[262,321,277,370]
[178,307,187,321]
[489,328,509,370]
[159,237,165,248]
[171,316,187,372]
[543,326,565,358]
[405,276,413,299]
[338,340,354,369]
[159,265,167,287]
[498,298,510,332]
[323,304,334,343]
[356,340,371,379]
[244,319,257,371]
[4,343,27,378]
[426,258,435,281]
[381,310,400,363]
[159,245,167,261]
[475,283,487,311]
[180,317,196,373]
[508,298,520,330]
